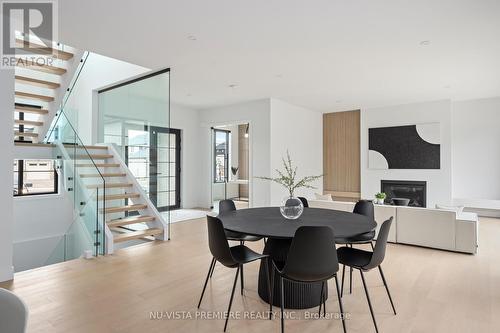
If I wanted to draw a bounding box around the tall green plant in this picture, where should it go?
[257,150,322,197]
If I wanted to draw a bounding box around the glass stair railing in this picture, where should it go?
[43,49,106,261]
[46,109,106,257]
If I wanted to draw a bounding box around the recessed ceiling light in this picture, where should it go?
[187,35,197,41]
[420,40,431,46]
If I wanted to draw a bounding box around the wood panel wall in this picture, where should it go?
[238,124,249,199]
[323,110,361,201]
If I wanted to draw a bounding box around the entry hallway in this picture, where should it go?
[2,217,499,333]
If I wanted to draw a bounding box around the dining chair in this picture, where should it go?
[198,215,271,332]
[337,218,396,333]
[214,199,264,292]
[0,288,28,333]
[270,226,346,333]
[298,197,309,208]
[336,200,376,294]
[219,199,263,241]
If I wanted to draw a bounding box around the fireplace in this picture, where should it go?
[381,180,427,207]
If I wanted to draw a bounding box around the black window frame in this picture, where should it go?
[14,159,59,197]
[213,129,230,184]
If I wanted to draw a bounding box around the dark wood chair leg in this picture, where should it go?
[341,264,346,297]
[349,244,353,294]
[318,281,324,316]
[280,276,285,333]
[334,274,347,333]
[209,258,216,278]
[322,281,326,316]
[378,265,397,315]
[359,270,379,333]
[270,260,275,319]
[240,264,244,295]
[224,265,241,332]
[198,257,216,308]
[264,258,272,319]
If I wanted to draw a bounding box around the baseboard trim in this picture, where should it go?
[0,265,14,283]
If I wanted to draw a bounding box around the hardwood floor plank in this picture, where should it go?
[2,217,499,333]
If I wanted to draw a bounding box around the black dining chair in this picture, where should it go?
[336,200,376,294]
[219,199,264,243]
[298,196,309,208]
[270,226,347,333]
[338,218,396,333]
[214,199,264,292]
[198,215,271,332]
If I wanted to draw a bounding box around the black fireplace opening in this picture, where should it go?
[381,180,427,207]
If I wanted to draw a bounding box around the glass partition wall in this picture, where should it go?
[97,69,172,231]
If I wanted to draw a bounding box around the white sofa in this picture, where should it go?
[309,199,478,254]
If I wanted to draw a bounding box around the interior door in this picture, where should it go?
[150,126,181,211]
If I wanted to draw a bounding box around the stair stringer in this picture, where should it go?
[103,143,169,254]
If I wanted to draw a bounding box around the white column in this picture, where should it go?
[0,68,14,281]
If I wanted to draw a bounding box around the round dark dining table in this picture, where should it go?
[218,207,376,309]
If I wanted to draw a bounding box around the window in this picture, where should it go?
[214,129,230,183]
[14,159,58,196]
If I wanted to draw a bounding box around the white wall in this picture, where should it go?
[0,69,14,282]
[361,100,453,208]
[452,97,500,205]
[199,99,272,208]
[170,103,202,208]
[269,99,323,205]
[64,52,148,144]
[13,187,73,272]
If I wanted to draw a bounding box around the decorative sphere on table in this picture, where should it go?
[280,196,304,219]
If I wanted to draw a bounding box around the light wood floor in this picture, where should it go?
[2,217,500,333]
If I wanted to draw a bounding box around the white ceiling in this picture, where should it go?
[59,0,500,112]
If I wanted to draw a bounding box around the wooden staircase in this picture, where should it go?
[14,37,75,143]
[68,145,167,252]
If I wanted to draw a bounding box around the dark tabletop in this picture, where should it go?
[219,207,376,240]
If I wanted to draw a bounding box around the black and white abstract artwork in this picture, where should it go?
[368,123,441,169]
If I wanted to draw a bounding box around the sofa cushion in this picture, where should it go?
[436,204,465,215]
[314,193,332,201]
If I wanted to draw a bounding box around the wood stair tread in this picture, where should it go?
[14,131,38,137]
[75,154,113,159]
[113,228,163,243]
[15,39,74,60]
[64,144,108,150]
[80,173,126,178]
[15,119,43,126]
[86,183,133,189]
[15,142,54,148]
[16,60,67,75]
[76,163,120,168]
[98,193,141,201]
[15,106,49,114]
[15,75,60,89]
[107,215,155,227]
[102,204,147,214]
[15,91,54,102]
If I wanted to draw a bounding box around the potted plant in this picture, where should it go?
[257,150,322,219]
[231,166,239,179]
[375,192,386,205]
